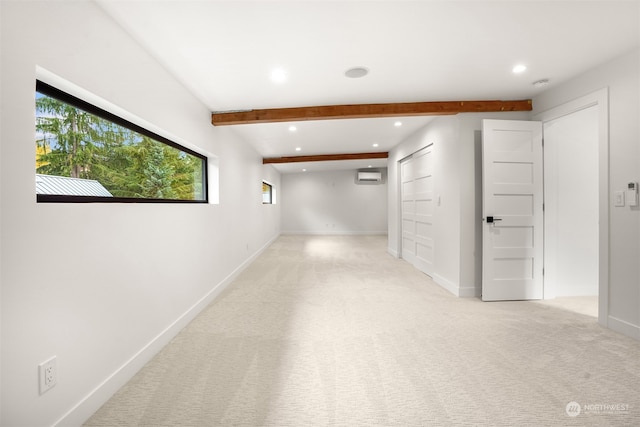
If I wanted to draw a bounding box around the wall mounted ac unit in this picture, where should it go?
[357,171,382,183]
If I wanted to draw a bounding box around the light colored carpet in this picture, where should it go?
[85,235,640,426]
[533,296,598,318]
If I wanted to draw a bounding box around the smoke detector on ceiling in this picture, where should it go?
[533,79,550,88]
[345,67,369,78]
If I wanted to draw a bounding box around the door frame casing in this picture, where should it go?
[534,88,609,327]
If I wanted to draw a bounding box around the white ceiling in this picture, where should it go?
[96,0,639,173]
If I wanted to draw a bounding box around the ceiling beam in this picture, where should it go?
[263,152,388,164]
[212,99,532,125]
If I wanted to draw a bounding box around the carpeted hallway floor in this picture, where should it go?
[85,235,640,426]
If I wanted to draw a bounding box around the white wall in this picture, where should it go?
[388,116,461,292]
[533,48,640,339]
[0,1,280,426]
[388,117,455,258]
[281,169,387,235]
[261,164,282,240]
[543,105,599,297]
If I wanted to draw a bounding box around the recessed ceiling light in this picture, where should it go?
[289,125,297,132]
[394,121,402,127]
[368,165,373,168]
[512,64,527,74]
[302,168,307,172]
[345,66,369,78]
[270,68,287,83]
[372,143,379,147]
[295,147,301,151]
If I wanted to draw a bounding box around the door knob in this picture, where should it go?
[486,216,502,223]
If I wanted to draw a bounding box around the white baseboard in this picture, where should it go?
[608,315,640,341]
[55,233,280,427]
[432,274,459,296]
[432,274,479,298]
[281,230,388,236]
[458,285,481,298]
[387,247,399,258]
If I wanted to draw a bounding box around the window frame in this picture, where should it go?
[35,80,208,204]
[262,181,273,204]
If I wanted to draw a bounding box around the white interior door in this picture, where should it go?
[401,145,434,276]
[482,120,543,301]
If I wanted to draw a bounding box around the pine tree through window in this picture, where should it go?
[35,81,207,203]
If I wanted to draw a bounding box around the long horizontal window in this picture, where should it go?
[35,80,207,203]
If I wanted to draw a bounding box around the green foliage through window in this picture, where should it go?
[262,182,273,204]
[35,81,207,202]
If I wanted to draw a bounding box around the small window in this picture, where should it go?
[35,81,207,203]
[262,182,273,204]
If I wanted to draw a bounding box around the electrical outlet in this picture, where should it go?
[39,356,57,395]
